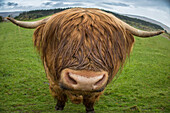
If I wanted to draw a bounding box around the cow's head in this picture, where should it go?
[7,8,164,93]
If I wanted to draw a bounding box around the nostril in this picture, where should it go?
[66,72,77,85]
[94,74,106,86]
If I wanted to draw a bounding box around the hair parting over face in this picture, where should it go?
[33,8,134,83]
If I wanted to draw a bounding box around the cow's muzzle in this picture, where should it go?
[59,69,108,92]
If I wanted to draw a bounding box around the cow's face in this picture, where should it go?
[33,8,134,93]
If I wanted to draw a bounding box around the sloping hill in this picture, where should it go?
[125,14,170,33]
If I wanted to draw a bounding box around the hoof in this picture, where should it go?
[55,105,64,111]
[86,109,95,113]
[86,111,95,113]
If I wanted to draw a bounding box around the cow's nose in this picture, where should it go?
[60,69,108,91]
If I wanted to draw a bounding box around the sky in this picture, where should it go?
[0,0,170,27]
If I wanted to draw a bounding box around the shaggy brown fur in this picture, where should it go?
[33,8,134,112]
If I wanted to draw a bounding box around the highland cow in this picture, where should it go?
[7,8,164,113]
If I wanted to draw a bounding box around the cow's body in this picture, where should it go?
[7,8,164,113]
[33,8,134,112]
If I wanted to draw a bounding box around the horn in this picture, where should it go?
[121,20,165,37]
[6,17,50,29]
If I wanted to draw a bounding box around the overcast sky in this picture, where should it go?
[0,0,169,27]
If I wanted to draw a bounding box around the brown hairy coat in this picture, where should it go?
[33,8,134,103]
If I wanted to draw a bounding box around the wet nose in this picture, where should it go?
[60,69,108,91]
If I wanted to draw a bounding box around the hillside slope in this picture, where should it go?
[125,14,170,33]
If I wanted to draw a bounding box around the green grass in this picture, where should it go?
[0,21,169,113]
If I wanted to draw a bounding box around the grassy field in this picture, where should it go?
[0,21,169,113]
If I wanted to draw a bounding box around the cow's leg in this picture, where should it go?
[55,93,67,110]
[83,93,102,113]
[44,61,67,110]
[83,96,96,113]
[49,85,67,111]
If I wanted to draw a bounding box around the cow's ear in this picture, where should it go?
[33,24,45,52]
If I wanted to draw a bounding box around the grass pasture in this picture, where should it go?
[0,21,169,113]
